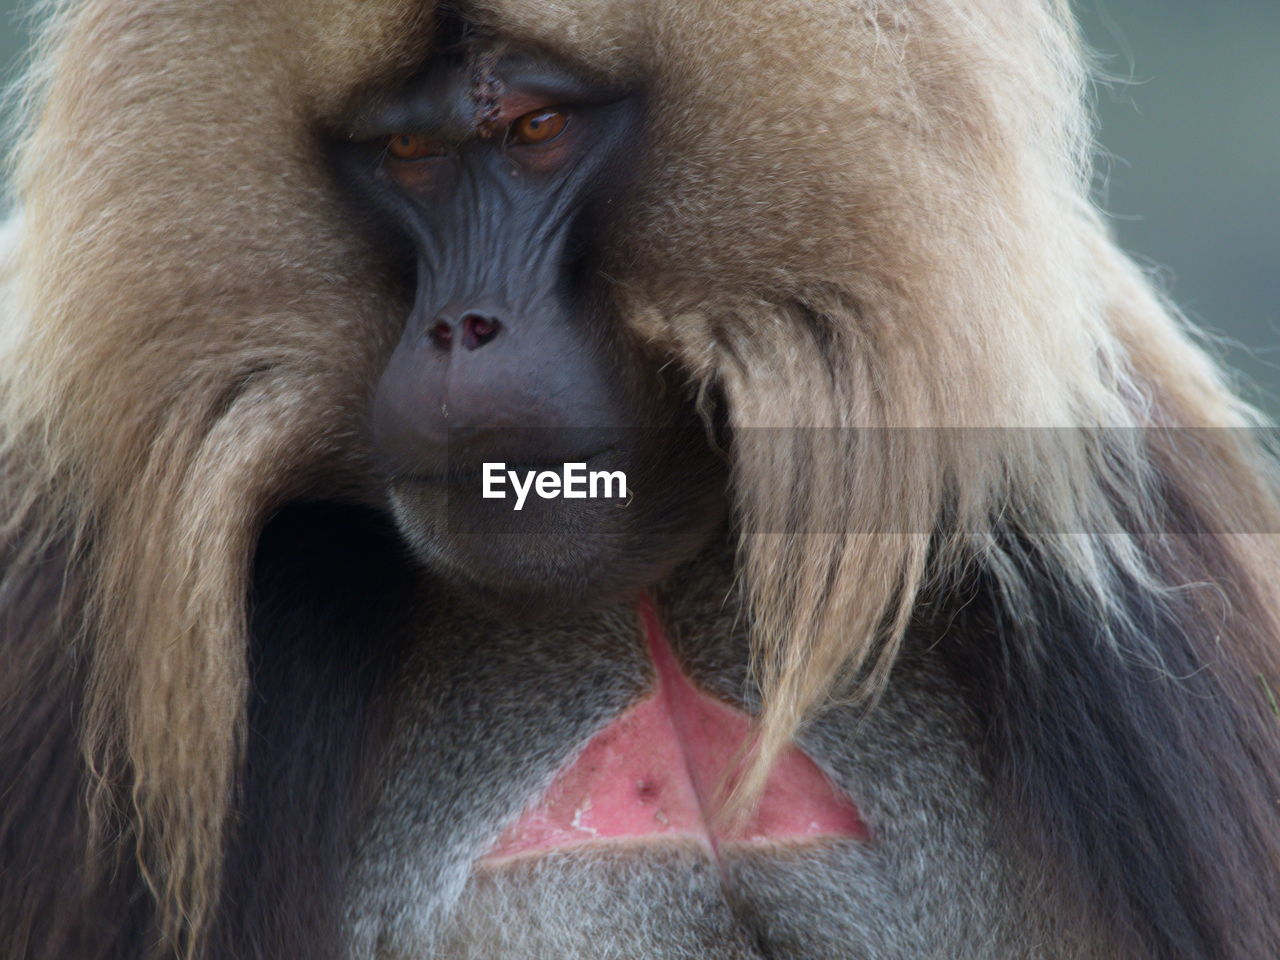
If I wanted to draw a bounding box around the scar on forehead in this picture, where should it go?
[468,48,505,135]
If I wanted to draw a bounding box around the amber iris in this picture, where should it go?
[386,133,444,160]
[510,109,567,145]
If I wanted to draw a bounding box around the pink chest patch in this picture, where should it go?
[483,597,868,862]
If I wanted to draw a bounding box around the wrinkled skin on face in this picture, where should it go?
[331,49,729,617]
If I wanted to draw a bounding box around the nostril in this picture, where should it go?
[428,320,454,350]
[461,313,501,350]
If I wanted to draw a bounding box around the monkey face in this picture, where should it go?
[330,51,729,614]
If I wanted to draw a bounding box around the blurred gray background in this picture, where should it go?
[2,1,1277,416]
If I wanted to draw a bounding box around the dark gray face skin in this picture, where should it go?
[331,54,728,616]
[342,542,1096,959]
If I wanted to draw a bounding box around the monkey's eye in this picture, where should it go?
[386,133,446,161]
[509,109,568,146]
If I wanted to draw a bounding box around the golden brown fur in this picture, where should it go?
[2,0,1278,955]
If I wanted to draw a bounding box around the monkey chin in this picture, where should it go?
[385,477,727,617]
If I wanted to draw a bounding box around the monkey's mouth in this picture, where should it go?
[481,598,868,863]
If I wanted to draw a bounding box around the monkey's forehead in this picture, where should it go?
[302,0,922,118]
[306,0,648,118]
[341,50,622,143]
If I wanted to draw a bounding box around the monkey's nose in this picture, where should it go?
[428,311,503,351]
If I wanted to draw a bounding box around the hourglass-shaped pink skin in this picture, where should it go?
[484,597,868,862]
